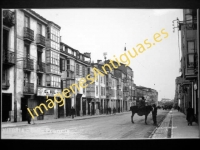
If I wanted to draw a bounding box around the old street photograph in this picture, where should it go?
[1,8,199,139]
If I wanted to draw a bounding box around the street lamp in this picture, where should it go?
[103,52,107,63]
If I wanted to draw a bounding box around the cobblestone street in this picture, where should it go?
[2,109,169,139]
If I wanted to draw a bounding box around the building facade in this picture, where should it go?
[2,9,137,122]
[174,9,199,123]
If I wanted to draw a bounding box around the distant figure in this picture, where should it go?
[71,107,75,119]
[186,103,194,126]
[152,104,158,126]
[113,107,116,115]
[26,105,31,124]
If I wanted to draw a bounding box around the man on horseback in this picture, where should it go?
[138,97,146,109]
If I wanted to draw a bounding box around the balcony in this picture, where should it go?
[3,50,15,66]
[123,86,129,92]
[2,80,10,90]
[23,83,34,94]
[37,62,46,73]
[106,80,112,87]
[24,27,34,42]
[23,58,34,71]
[117,90,122,99]
[106,89,112,97]
[66,65,75,72]
[36,34,45,48]
[86,91,95,98]
[3,10,15,27]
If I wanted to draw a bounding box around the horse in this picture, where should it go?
[130,105,153,125]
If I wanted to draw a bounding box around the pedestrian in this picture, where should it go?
[152,104,158,126]
[26,105,31,124]
[30,108,35,125]
[71,107,75,119]
[186,102,194,126]
[113,107,116,115]
[177,106,180,112]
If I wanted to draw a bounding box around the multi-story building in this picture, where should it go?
[2,9,63,122]
[60,42,91,117]
[174,9,199,123]
[2,9,137,122]
[60,42,76,117]
[135,86,158,106]
[2,9,16,122]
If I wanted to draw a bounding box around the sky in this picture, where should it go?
[33,9,183,101]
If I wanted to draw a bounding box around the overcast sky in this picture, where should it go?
[33,9,183,101]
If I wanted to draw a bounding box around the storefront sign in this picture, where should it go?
[37,87,62,97]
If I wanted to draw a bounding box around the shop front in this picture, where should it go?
[36,87,62,120]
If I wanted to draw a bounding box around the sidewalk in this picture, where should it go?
[172,109,199,138]
[1,111,130,128]
[151,109,199,139]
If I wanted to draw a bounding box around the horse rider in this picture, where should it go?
[138,97,146,109]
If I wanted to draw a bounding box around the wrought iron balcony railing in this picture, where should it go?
[23,58,34,71]
[36,34,45,47]
[37,62,46,73]
[23,82,34,94]
[3,10,15,27]
[3,50,15,65]
[24,27,34,42]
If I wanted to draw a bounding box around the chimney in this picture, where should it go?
[97,60,102,64]
[60,36,62,42]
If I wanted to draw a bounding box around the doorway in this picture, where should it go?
[82,98,86,115]
[2,93,12,122]
[58,97,64,118]
[66,98,71,116]
[21,97,28,121]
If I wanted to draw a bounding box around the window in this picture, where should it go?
[101,87,103,95]
[24,44,30,58]
[82,66,85,77]
[60,58,65,72]
[37,74,42,86]
[76,64,79,75]
[187,41,195,68]
[2,66,8,85]
[68,49,72,55]
[24,16,29,27]
[96,85,98,95]
[62,80,66,88]
[46,74,60,88]
[46,75,51,86]
[50,27,60,50]
[87,68,90,75]
[37,23,42,34]
[24,72,30,86]
[187,41,195,53]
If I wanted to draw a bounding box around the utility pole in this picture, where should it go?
[14,9,17,122]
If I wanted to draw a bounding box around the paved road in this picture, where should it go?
[2,109,169,139]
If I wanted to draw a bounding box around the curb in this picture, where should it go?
[2,111,130,128]
[148,110,171,139]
